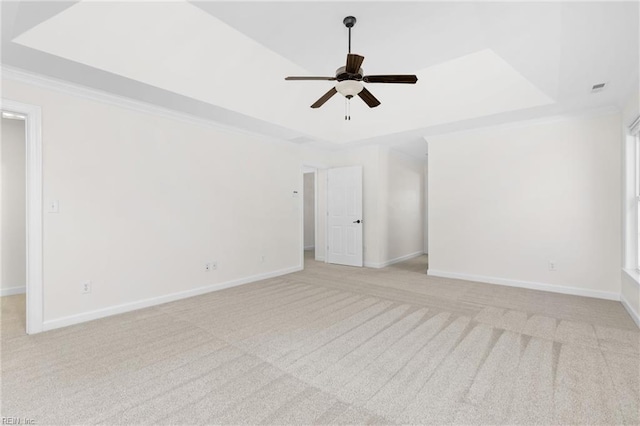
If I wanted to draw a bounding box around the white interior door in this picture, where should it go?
[327,166,363,267]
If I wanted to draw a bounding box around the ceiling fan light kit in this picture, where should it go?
[285,16,418,119]
[336,80,364,98]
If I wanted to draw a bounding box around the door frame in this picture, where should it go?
[1,98,43,334]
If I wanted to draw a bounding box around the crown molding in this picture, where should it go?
[424,104,621,141]
[1,65,296,148]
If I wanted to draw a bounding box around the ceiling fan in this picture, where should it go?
[285,16,418,119]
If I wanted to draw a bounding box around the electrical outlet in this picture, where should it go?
[205,262,218,271]
[205,263,211,272]
[48,200,59,213]
[81,280,91,294]
[549,261,557,271]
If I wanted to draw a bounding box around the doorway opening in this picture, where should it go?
[0,98,43,335]
[1,110,27,333]
[302,166,317,267]
[424,141,429,273]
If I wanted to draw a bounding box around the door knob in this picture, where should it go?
[353,219,362,224]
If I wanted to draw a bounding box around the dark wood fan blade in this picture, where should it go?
[345,54,365,74]
[358,87,381,108]
[363,75,418,84]
[285,76,336,81]
[311,87,338,108]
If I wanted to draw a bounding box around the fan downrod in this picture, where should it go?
[344,16,356,53]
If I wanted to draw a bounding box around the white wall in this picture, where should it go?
[428,111,622,299]
[303,172,315,249]
[2,78,326,327]
[384,149,425,263]
[8,72,628,331]
[1,117,26,295]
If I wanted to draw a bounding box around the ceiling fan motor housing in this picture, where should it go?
[336,66,364,82]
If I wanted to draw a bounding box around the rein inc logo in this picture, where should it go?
[1,418,35,425]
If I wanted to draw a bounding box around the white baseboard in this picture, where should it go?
[365,251,425,269]
[427,269,620,301]
[304,245,315,251]
[621,293,640,329]
[315,256,325,262]
[1,286,26,296]
[42,265,302,332]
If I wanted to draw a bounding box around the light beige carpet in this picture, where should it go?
[1,253,638,425]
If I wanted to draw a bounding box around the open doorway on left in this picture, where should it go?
[302,168,316,267]
[1,111,27,337]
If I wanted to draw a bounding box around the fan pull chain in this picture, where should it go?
[344,98,352,121]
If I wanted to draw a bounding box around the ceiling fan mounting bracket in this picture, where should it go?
[343,16,357,28]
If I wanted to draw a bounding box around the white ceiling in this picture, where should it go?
[2,1,638,153]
